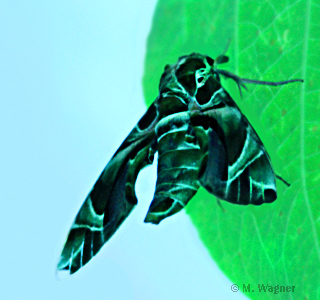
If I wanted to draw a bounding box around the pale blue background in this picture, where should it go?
[0,1,247,299]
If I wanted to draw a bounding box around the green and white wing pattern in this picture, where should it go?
[58,53,302,274]
[58,103,158,274]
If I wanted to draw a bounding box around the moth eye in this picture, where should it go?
[206,56,214,66]
[164,64,170,71]
[197,77,204,83]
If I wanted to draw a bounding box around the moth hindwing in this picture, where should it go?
[58,53,303,274]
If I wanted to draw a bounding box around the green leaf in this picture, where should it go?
[143,0,320,299]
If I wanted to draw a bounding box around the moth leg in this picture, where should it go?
[185,124,198,144]
[148,139,158,163]
[215,69,303,97]
[216,198,225,212]
[276,174,290,187]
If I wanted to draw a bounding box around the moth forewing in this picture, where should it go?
[57,103,158,274]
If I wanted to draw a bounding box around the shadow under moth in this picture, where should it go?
[57,52,303,274]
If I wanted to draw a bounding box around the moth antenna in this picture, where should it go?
[215,69,247,97]
[214,38,231,66]
[276,175,291,187]
[222,38,231,55]
[217,199,225,212]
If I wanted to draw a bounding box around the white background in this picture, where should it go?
[0,1,247,299]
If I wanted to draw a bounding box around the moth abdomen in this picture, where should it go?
[144,113,205,224]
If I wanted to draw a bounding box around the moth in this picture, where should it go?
[57,52,303,274]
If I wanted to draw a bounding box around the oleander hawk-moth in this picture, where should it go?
[57,53,303,274]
